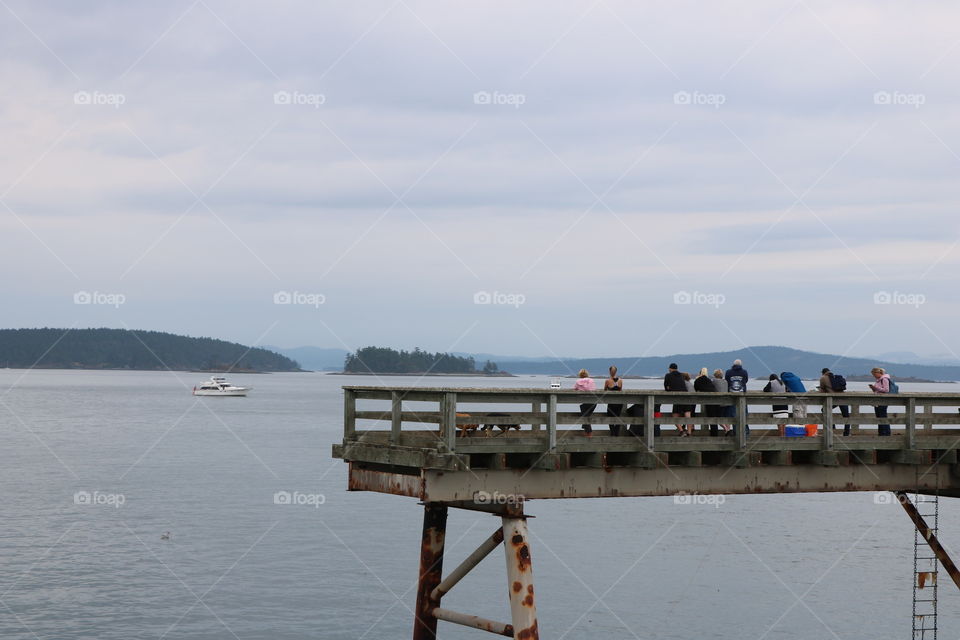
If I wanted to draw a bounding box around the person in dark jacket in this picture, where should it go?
[694,367,719,436]
[725,359,749,436]
[819,367,851,436]
[725,360,749,392]
[604,365,624,436]
[664,363,688,436]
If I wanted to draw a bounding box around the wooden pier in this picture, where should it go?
[333,386,960,639]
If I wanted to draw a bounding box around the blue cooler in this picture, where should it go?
[784,425,806,437]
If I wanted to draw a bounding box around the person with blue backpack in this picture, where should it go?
[869,367,895,436]
[780,371,807,420]
[819,368,851,436]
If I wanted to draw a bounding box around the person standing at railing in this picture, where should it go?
[869,367,892,436]
[764,374,789,436]
[819,367,851,436]
[604,366,625,436]
[574,369,597,437]
[725,359,750,436]
[712,369,733,435]
[695,368,718,436]
[664,363,689,436]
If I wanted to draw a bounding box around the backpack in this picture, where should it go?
[887,378,899,394]
[780,371,806,393]
[829,373,847,392]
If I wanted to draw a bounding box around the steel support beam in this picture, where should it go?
[413,503,447,640]
[895,491,960,591]
[433,608,513,637]
[502,516,539,639]
[431,527,505,601]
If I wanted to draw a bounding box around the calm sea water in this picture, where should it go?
[0,369,957,639]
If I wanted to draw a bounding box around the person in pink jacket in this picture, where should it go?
[573,369,596,436]
[869,367,891,436]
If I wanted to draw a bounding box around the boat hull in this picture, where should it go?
[193,389,250,397]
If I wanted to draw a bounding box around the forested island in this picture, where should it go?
[343,346,504,375]
[0,328,300,372]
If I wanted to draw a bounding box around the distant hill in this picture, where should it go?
[0,328,300,372]
[266,346,348,371]
[497,345,960,381]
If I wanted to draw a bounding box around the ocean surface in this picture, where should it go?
[0,369,958,639]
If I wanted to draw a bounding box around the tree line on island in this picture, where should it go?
[344,346,500,375]
[0,328,300,372]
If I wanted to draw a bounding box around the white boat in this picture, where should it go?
[192,376,251,397]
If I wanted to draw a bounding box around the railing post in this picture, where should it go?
[546,394,557,452]
[644,394,655,451]
[736,394,747,449]
[822,395,834,450]
[906,396,917,450]
[441,392,457,453]
[531,401,541,432]
[344,388,357,441]
[391,391,403,445]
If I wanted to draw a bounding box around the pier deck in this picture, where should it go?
[334,386,960,501]
[332,386,960,639]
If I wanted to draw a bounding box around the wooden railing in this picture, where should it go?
[343,386,960,455]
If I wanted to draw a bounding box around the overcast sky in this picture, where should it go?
[2,1,958,359]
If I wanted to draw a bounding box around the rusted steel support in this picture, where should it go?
[895,491,960,591]
[413,503,448,640]
[502,516,539,639]
[432,608,514,637]
[431,527,505,601]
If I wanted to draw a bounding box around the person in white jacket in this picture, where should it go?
[868,367,892,436]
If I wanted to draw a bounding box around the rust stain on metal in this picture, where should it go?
[348,467,422,498]
[516,621,539,639]
[516,543,531,572]
[512,581,522,593]
[523,584,534,607]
